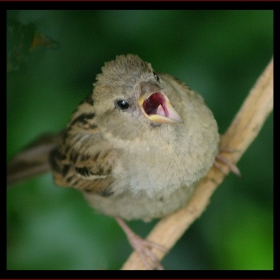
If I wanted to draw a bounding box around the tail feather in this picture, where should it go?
[7,132,64,186]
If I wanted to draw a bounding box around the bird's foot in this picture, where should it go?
[115,217,167,270]
[214,147,241,177]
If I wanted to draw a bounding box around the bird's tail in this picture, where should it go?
[7,132,64,187]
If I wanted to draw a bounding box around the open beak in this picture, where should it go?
[138,91,182,124]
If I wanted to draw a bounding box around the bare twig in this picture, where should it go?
[121,58,273,270]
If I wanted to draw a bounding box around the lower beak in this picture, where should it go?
[138,91,182,124]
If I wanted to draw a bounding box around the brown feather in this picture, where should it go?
[49,95,118,197]
[7,133,63,186]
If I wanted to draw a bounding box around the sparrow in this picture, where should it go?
[8,54,220,269]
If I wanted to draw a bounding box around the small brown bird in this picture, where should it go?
[8,54,220,269]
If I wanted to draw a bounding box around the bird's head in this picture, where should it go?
[92,54,182,143]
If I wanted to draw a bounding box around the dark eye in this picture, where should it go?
[153,71,160,82]
[115,99,129,110]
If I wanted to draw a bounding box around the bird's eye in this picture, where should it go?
[115,100,129,110]
[153,71,160,82]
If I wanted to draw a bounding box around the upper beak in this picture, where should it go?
[138,91,182,124]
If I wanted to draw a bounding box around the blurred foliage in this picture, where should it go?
[7,10,273,270]
[7,18,57,73]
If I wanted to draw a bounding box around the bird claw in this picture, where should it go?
[214,147,241,177]
[128,234,166,270]
[115,217,167,270]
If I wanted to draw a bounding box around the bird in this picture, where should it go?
[8,54,221,269]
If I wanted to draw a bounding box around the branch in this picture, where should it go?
[121,58,274,270]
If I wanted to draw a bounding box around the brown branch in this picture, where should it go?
[121,58,274,270]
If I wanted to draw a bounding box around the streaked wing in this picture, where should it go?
[49,94,118,197]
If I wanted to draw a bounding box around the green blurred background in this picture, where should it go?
[7,10,273,270]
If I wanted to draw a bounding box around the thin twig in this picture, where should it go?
[121,58,273,270]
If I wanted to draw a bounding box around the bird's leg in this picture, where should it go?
[115,217,167,270]
[214,147,241,177]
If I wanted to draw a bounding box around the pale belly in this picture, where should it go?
[83,180,198,221]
